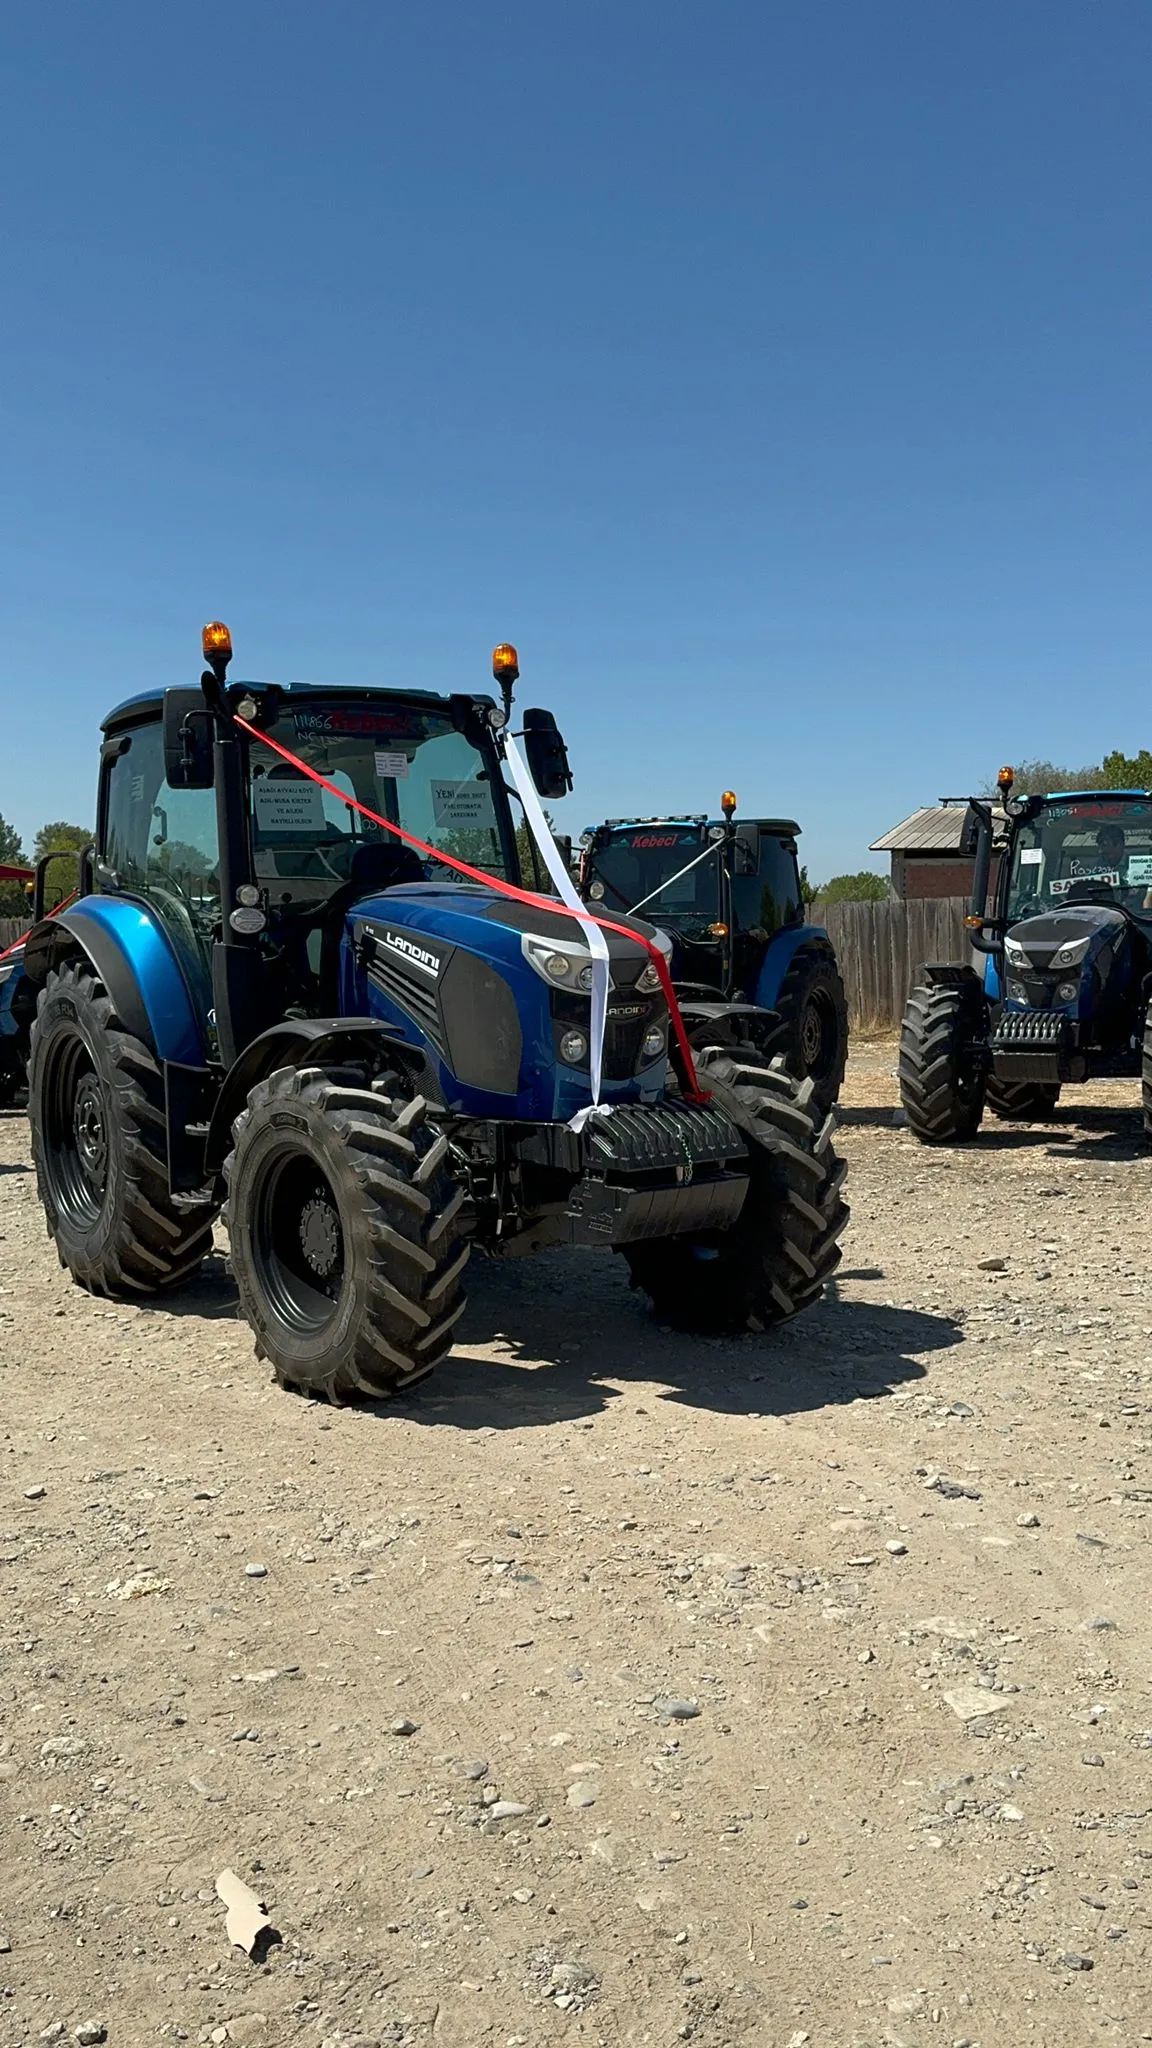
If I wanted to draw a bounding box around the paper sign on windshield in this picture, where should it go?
[374,751,410,780]
[431,780,496,829]
[1019,847,1043,865]
[252,778,327,834]
[1126,854,1152,884]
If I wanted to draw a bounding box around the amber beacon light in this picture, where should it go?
[492,643,520,686]
[202,620,234,669]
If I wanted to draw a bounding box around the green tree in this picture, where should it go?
[815,870,890,904]
[798,863,817,907]
[33,821,91,910]
[984,758,1106,796]
[1100,747,1152,789]
[0,810,29,918]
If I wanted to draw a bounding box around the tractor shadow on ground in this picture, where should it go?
[836,1101,1147,1162]
[393,1255,953,1432]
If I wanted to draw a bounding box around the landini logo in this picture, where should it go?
[380,929,441,978]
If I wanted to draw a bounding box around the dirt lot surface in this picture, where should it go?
[3,1040,1152,2048]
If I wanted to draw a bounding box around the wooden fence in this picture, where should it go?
[0,917,29,952]
[810,895,975,1030]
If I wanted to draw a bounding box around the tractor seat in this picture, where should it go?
[316,839,427,1011]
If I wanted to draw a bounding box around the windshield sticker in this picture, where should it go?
[626,832,695,849]
[291,708,426,739]
[1126,853,1152,884]
[1050,870,1120,896]
[252,777,327,834]
[1019,847,1043,864]
[374,750,410,780]
[431,779,496,830]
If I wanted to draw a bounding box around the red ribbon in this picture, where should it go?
[235,715,704,1100]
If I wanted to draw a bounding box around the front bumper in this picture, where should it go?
[990,1009,1083,1083]
[515,1098,750,1248]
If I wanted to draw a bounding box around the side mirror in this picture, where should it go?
[163,688,215,790]
[522,708,573,800]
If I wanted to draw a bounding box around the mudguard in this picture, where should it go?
[22,897,207,1066]
[753,923,833,1009]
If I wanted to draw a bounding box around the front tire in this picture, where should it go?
[986,1077,1061,1122]
[770,944,849,1112]
[623,1047,848,1333]
[27,959,215,1293]
[898,982,988,1144]
[224,1066,469,1402]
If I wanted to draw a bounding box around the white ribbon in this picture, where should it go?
[502,733,611,1124]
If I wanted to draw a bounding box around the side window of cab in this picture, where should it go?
[99,718,221,978]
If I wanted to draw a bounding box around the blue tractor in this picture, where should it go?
[579,803,848,1110]
[899,768,1152,1142]
[13,627,848,1399]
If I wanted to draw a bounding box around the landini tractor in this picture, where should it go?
[900,768,1152,1143]
[579,803,848,1109]
[12,628,847,1400]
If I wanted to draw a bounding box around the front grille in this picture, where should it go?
[367,956,445,1055]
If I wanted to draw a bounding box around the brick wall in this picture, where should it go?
[893,854,1003,901]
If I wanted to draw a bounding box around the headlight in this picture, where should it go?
[522,934,609,991]
[642,1026,666,1060]
[1003,936,1029,965]
[1056,982,1080,1004]
[559,1028,588,1065]
[1052,936,1091,969]
[636,959,662,994]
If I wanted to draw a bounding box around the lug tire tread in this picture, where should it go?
[623,1045,848,1333]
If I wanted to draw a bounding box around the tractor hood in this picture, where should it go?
[348,881,667,969]
[1004,902,1127,970]
[340,881,673,1124]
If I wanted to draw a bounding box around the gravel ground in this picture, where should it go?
[2,1038,1152,2048]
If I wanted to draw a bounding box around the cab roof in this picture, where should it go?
[599,815,802,836]
[101,680,458,733]
[1040,789,1151,801]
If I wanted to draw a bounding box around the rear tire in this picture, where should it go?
[623,1047,848,1333]
[898,982,988,1144]
[224,1065,469,1402]
[986,1077,1061,1122]
[769,944,849,1111]
[27,959,215,1293]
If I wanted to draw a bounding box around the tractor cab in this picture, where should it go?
[579,799,848,1109]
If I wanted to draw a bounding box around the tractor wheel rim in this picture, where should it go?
[252,1147,347,1339]
[42,1032,109,1228]
[800,990,836,1078]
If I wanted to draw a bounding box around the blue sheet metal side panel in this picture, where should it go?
[59,899,206,1065]
[753,923,826,1008]
[984,955,1001,1002]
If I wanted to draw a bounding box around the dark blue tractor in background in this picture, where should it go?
[9,627,847,1401]
[579,803,848,1110]
[899,767,1152,1142]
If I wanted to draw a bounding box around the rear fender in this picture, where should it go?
[204,1017,436,1173]
[753,924,831,1008]
[22,898,206,1064]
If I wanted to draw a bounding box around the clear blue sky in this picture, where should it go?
[2,3,1149,881]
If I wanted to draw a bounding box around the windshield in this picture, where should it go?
[252,698,510,905]
[1006,799,1152,923]
[586,826,719,924]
